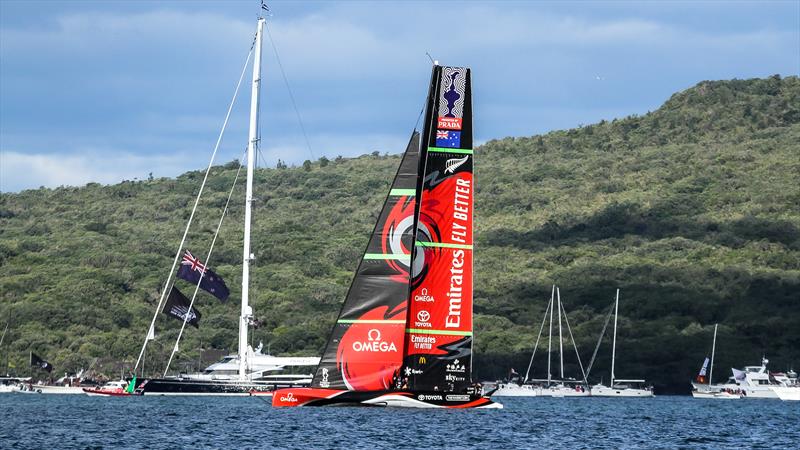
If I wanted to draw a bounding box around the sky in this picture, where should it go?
[1,0,798,192]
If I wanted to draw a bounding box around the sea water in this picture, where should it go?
[1,395,797,449]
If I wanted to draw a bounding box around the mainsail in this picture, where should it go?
[403,66,474,392]
[311,132,421,390]
[311,65,475,394]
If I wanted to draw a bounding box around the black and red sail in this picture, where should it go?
[311,132,420,391]
[403,66,475,393]
[310,65,475,395]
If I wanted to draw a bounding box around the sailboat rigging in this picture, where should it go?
[271,64,501,408]
[134,17,318,396]
[494,286,589,397]
[590,289,654,397]
[691,324,742,399]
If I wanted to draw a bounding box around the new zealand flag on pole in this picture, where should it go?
[177,250,230,301]
[435,130,461,148]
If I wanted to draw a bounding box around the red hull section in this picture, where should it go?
[271,387,501,409]
[82,388,132,397]
[272,388,347,407]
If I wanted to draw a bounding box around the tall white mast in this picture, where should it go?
[709,323,718,387]
[610,288,619,388]
[547,285,554,386]
[557,287,564,380]
[239,18,264,380]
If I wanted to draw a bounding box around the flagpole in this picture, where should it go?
[239,17,264,381]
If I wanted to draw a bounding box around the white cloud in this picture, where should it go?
[1,3,797,192]
[0,150,194,192]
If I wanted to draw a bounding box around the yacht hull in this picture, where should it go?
[591,385,654,397]
[23,385,86,395]
[83,388,132,397]
[691,390,741,399]
[492,384,542,397]
[139,378,295,396]
[692,382,778,399]
[271,388,502,409]
[770,386,800,401]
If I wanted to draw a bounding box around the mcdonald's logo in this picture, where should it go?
[418,356,426,364]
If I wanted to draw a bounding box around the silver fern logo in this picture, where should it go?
[444,155,469,174]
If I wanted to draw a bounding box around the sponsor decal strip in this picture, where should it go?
[337,319,406,324]
[363,253,411,261]
[415,242,473,250]
[427,147,473,155]
[389,188,416,196]
[406,328,473,336]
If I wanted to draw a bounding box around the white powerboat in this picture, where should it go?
[694,358,795,399]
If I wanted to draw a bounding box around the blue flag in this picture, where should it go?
[435,130,461,148]
[177,250,230,301]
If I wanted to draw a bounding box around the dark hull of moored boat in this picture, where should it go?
[138,378,297,396]
[271,387,502,408]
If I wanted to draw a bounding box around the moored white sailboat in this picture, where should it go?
[494,286,589,397]
[691,324,741,399]
[590,289,654,398]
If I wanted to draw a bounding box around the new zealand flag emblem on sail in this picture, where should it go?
[177,250,230,301]
[435,130,461,148]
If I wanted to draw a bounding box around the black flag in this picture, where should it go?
[162,286,202,328]
[177,250,230,301]
[30,352,53,372]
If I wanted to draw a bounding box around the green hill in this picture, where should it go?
[1,75,798,393]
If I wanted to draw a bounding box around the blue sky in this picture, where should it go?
[1,0,798,192]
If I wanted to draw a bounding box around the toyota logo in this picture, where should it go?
[417,310,430,322]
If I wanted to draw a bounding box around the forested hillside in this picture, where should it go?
[1,76,798,393]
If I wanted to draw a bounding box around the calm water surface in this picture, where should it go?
[1,394,798,449]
